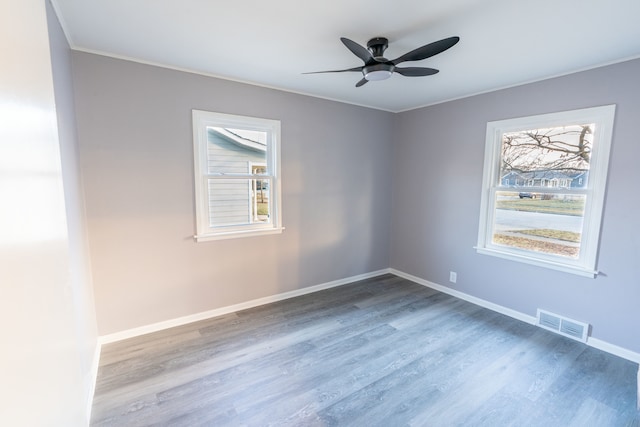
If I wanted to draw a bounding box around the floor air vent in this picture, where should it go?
[536,309,589,343]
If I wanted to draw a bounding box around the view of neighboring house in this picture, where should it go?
[207,127,268,226]
[501,170,587,189]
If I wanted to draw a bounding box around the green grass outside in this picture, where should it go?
[493,233,579,258]
[257,202,269,216]
[496,198,585,216]
[507,228,581,243]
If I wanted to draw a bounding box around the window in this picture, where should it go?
[476,105,615,277]
[192,110,282,241]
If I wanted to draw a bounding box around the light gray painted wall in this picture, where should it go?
[47,0,99,405]
[0,0,96,424]
[391,58,640,353]
[72,53,393,335]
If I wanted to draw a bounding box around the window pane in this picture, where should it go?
[207,127,267,174]
[252,178,271,223]
[207,178,270,228]
[492,191,586,259]
[499,124,594,189]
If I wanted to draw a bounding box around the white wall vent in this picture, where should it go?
[536,309,589,343]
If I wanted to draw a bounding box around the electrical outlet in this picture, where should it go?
[449,271,457,283]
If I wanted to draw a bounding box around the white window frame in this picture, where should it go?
[192,110,282,242]
[476,105,615,277]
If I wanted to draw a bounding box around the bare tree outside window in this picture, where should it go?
[500,124,594,187]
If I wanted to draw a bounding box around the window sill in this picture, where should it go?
[195,226,284,242]
[475,246,598,278]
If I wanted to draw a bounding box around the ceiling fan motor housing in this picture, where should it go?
[364,37,393,81]
[367,37,389,59]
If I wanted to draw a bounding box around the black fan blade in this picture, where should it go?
[303,66,363,74]
[341,37,373,63]
[355,78,368,87]
[394,67,439,77]
[392,36,460,65]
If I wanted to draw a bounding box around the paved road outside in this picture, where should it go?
[494,209,583,233]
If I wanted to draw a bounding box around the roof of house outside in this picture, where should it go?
[209,127,266,152]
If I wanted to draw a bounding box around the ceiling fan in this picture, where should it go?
[305,36,460,87]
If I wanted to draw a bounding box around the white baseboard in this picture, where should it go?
[390,268,640,364]
[99,269,391,345]
[98,266,640,366]
[587,338,640,364]
[389,269,537,325]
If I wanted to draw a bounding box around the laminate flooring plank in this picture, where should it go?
[406,328,563,425]
[90,275,640,426]
[236,305,501,425]
[94,285,403,421]
[349,311,531,426]
[95,340,318,426]
[318,312,538,426]
[93,315,343,416]
[100,311,239,350]
[515,332,586,402]
[124,315,399,425]
[568,397,621,427]
[460,392,553,427]
[97,302,360,396]
[213,307,462,424]
[519,345,634,426]
[152,325,399,424]
[453,335,582,426]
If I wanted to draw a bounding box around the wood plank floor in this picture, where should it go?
[91,274,640,426]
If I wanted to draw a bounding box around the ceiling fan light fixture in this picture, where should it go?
[363,63,394,81]
[305,35,460,87]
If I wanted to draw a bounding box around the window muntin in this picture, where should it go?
[476,105,615,277]
[192,110,282,241]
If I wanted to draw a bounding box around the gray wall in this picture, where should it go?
[0,0,97,424]
[72,46,639,354]
[391,59,640,353]
[48,0,99,386]
[72,53,393,335]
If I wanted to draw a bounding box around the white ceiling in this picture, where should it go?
[52,0,640,112]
